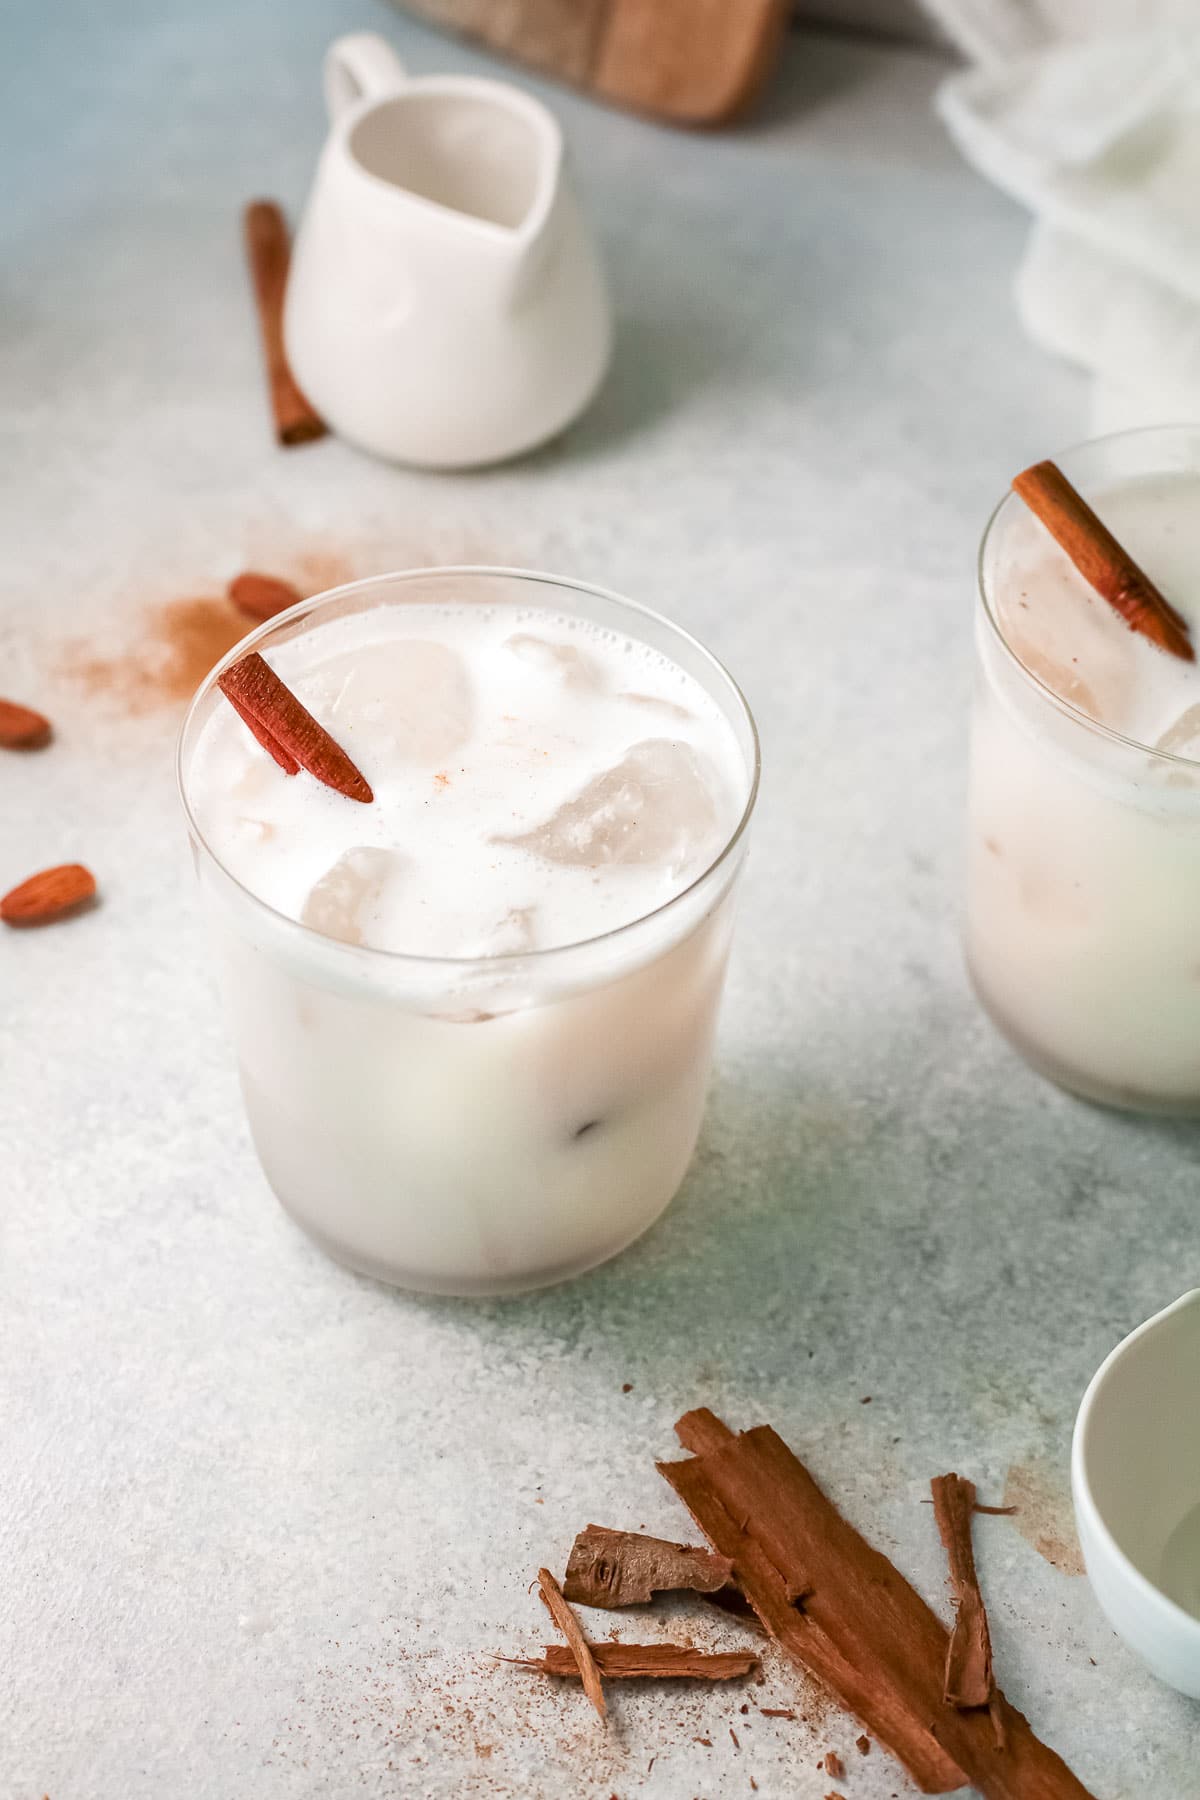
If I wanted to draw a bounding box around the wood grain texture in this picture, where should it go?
[593,0,790,124]
[398,0,607,83]
[660,1412,1098,1800]
[388,0,788,123]
[515,1644,760,1680]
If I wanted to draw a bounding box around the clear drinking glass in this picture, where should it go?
[178,568,760,1294]
[966,426,1200,1113]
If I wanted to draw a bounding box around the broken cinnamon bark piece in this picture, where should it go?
[659,1409,1097,1800]
[931,1474,995,1711]
[515,1644,759,1681]
[537,1567,605,1721]
[563,1524,734,1609]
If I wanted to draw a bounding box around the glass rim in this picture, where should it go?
[977,422,1200,768]
[176,564,761,973]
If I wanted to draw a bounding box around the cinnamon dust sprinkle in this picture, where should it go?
[57,545,362,717]
[55,537,531,719]
[1002,1464,1085,1576]
[62,595,254,715]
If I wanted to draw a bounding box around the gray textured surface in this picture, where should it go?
[2,4,1197,1797]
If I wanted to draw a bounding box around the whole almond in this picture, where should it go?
[228,571,302,622]
[1,863,97,926]
[0,698,52,748]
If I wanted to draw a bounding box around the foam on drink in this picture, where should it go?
[189,603,748,959]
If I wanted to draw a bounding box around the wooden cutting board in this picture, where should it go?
[390,0,791,125]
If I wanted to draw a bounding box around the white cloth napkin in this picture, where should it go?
[923,6,1200,428]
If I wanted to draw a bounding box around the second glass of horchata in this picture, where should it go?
[967,426,1200,1112]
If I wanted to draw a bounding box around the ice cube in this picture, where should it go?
[504,739,722,875]
[504,632,600,689]
[996,581,1133,726]
[315,640,472,764]
[1007,638,1102,721]
[229,757,280,808]
[301,847,408,947]
[460,905,539,958]
[1155,704,1200,759]
[1150,703,1200,788]
[620,691,694,722]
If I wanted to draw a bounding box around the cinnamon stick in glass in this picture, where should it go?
[1012,459,1192,662]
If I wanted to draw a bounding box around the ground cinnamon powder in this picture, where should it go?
[58,538,524,718]
[59,547,361,716]
[62,596,252,715]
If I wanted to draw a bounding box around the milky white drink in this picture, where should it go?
[967,426,1200,1110]
[179,570,757,1293]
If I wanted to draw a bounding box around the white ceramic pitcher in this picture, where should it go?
[285,33,612,469]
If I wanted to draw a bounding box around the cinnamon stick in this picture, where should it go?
[931,1474,995,1713]
[537,1567,605,1721]
[514,1644,759,1682]
[220,684,300,775]
[243,201,326,447]
[218,651,371,802]
[1012,459,1193,662]
[563,1525,734,1609]
[659,1410,1097,1800]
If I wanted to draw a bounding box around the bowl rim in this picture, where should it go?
[1072,1287,1200,1643]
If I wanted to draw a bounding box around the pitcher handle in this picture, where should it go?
[323,33,408,122]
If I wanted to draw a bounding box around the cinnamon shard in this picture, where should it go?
[0,698,52,748]
[218,651,371,801]
[931,1473,994,1712]
[220,685,300,775]
[243,201,327,447]
[514,1644,759,1682]
[228,571,303,622]
[1,863,96,926]
[537,1567,605,1721]
[563,1525,734,1610]
[1012,459,1193,662]
[660,1411,1098,1800]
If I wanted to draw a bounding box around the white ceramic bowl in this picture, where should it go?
[1072,1289,1200,1695]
